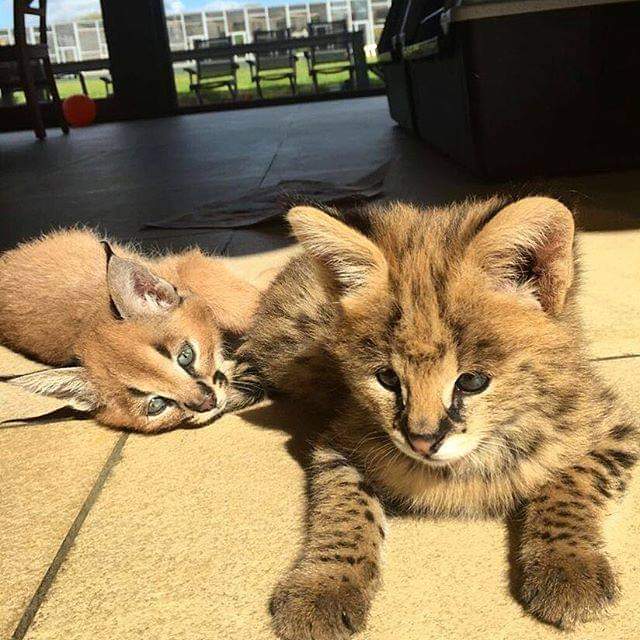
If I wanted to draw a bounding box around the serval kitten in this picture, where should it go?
[235,197,639,638]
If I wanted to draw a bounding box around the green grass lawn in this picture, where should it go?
[48,59,383,107]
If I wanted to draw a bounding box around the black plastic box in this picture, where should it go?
[377,0,417,131]
[382,0,640,178]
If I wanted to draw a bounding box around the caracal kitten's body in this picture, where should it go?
[0,229,259,432]
[235,197,639,638]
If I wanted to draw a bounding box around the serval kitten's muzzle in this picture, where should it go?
[401,417,454,457]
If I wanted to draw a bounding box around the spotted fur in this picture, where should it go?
[236,197,639,638]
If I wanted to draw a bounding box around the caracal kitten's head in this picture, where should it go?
[12,248,231,432]
[287,197,578,472]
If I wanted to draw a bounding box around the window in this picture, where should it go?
[248,12,268,37]
[60,48,78,62]
[268,7,287,30]
[351,0,369,22]
[206,18,226,38]
[77,22,100,59]
[329,2,349,23]
[0,28,12,46]
[289,9,308,36]
[184,13,205,38]
[54,24,76,48]
[167,16,186,50]
[309,3,328,23]
[227,11,247,33]
[372,4,389,24]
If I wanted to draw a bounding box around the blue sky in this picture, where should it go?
[0,1,288,29]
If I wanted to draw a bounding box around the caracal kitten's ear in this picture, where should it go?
[287,206,388,304]
[466,197,575,316]
[104,243,180,319]
[8,367,99,412]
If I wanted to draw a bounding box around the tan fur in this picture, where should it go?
[236,197,639,638]
[0,229,260,432]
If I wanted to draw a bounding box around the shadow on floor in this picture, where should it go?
[1,98,639,258]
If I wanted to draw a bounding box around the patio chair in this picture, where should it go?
[0,0,68,139]
[247,29,297,99]
[304,20,355,93]
[100,73,113,96]
[186,37,238,105]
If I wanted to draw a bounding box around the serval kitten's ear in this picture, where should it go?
[287,206,388,301]
[466,197,575,315]
[8,367,99,412]
[104,243,180,320]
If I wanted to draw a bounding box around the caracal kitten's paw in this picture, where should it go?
[269,564,370,640]
[520,548,619,629]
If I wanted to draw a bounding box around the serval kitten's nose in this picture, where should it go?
[403,423,449,456]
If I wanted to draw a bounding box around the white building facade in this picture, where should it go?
[0,1,390,63]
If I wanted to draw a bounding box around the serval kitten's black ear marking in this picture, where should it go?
[466,197,575,316]
[287,206,388,304]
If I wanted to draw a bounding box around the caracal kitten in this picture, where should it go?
[0,229,260,432]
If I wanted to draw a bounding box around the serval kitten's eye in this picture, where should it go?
[177,343,195,368]
[148,396,169,416]
[376,367,400,391]
[455,372,490,394]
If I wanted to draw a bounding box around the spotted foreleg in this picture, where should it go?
[520,427,638,628]
[270,443,386,640]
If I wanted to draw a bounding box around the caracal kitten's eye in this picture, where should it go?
[376,367,400,391]
[148,396,169,416]
[177,343,195,368]
[455,372,490,394]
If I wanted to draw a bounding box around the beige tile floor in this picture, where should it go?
[1,228,639,640]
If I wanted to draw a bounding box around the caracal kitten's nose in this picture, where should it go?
[197,393,217,412]
[187,382,217,413]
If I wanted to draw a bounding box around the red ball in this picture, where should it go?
[62,94,97,127]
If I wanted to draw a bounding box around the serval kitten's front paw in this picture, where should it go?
[520,549,619,629]
[269,564,370,640]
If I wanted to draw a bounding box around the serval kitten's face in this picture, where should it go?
[289,197,578,473]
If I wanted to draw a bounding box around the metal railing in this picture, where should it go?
[50,30,371,92]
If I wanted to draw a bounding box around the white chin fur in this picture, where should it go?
[428,433,479,462]
[188,405,225,426]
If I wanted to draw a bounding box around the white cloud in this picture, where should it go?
[204,1,243,10]
[40,0,253,25]
[165,0,186,14]
[48,0,101,23]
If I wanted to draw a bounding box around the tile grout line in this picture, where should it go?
[5,351,638,635]
[257,108,295,189]
[11,432,130,640]
[591,353,640,362]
